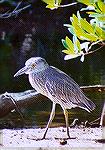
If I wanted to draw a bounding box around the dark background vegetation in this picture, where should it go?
[0,0,105,128]
[0,0,105,93]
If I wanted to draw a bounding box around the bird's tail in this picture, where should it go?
[79,97,96,113]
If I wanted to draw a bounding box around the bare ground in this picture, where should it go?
[0,127,104,149]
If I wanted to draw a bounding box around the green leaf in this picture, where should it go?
[42,0,62,9]
[93,25,105,39]
[64,24,75,35]
[61,39,69,49]
[77,11,81,20]
[74,25,99,41]
[65,36,74,52]
[81,33,99,41]
[87,11,96,15]
[77,0,95,6]
[46,4,58,9]
[62,37,75,54]
[62,50,72,55]
[76,38,81,53]
[94,1,105,13]
[72,14,79,25]
[89,13,105,22]
[68,28,75,36]
[89,12,105,17]
[73,36,79,53]
[80,18,95,34]
[70,14,99,41]
[77,0,102,6]
[42,0,62,5]
[97,16,105,22]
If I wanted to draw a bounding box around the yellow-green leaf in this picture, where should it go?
[62,50,72,55]
[72,14,79,25]
[77,0,94,6]
[72,26,83,40]
[42,0,62,5]
[65,36,74,53]
[72,23,85,38]
[93,25,105,39]
[74,26,99,41]
[46,4,58,9]
[83,33,99,41]
[62,39,69,49]
[72,20,99,41]
[76,39,81,52]
[80,18,95,34]
[97,16,105,22]
[42,0,62,9]
[86,11,96,15]
[94,1,105,13]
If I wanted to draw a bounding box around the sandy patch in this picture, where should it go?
[0,127,103,148]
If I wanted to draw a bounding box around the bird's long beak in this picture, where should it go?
[14,66,29,77]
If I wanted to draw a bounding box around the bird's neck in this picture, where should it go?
[32,65,49,74]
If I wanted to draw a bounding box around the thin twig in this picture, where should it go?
[84,44,104,56]
[12,1,23,13]
[0,0,5,3]
[89,117,100,125]
[58,2,77,8]
[88,40,103,51]
[3,92,24,121]
[0,2,31,18]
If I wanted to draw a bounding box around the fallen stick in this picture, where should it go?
[0,84,104,117]
[0,90,48,117]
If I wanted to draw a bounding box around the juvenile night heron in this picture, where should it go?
[14,57,95,139]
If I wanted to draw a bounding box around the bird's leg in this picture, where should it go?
[42,102,56,139]
[63,109,70,139]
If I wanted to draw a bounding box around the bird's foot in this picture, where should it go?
[66,133,76,139]
[35,137,47,141]
[68,137,76,139]
[35,136,76,141]
[27,134,47,141]
[54,136,76,140]
[67,134,76,139]
[35,134,48,141]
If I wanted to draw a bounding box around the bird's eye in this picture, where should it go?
[31,64,36,68]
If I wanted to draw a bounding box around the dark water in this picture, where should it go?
[0,1,105,128]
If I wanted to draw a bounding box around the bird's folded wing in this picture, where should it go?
[45,75,87,107]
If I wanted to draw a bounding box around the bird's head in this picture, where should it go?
[14,57,49,77]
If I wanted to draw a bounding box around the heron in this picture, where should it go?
[14,57,95,139]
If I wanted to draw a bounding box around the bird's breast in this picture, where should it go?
[29,73,48,96]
